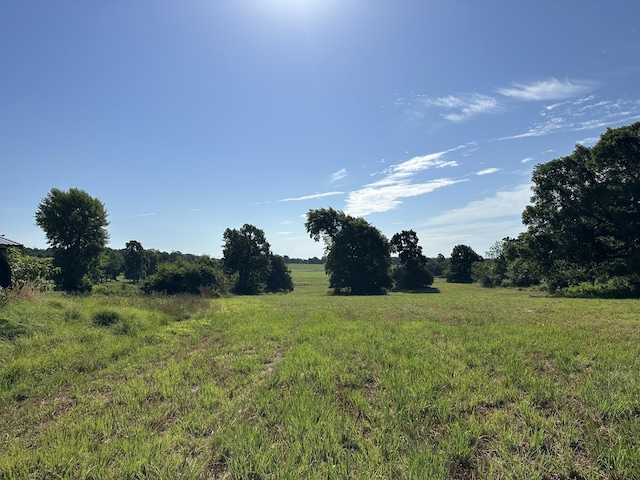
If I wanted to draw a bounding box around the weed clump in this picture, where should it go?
[92,309,121,327]
[0,318,26,340]
[150,294,210,321]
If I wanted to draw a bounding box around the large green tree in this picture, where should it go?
[391,230,433,289]
[35,188,109,291]
[522,122,640,292]
[305,208,392,295]
[222,224,293,295]
[445,244,482,283]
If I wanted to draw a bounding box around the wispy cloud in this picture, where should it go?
[345,178,465,217]
[330,168,347,182]
[426,183,533,225]
[576,136,599,146]
[428,94,499,122]
[520,157,535,164]
[544,101,570,111]
[393,93,499,127]
[503,116,572,139]
[475,167,501,175]
[278,191,344,202]
[500,95,640,140]
[343,149,465,216]
[125,212,156,218]
[372,151,458,187]
[418,219,527,258]
[497,78,594,101]
[418,185,534,256]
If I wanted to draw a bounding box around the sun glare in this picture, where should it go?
[255,0,338,21]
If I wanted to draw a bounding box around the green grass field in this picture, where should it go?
[1,264,639,479]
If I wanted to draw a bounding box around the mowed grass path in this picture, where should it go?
[1,264,639,479]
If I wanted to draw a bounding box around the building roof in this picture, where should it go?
[0,236,24,248]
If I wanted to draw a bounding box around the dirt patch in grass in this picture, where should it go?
[205,459,230,479]
[150,409,178,434]
[261,348,285,375]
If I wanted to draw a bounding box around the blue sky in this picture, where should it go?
[2,1,640,259]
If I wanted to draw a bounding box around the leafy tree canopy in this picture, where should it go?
[391,230,433,289]
[305,208,392,295]
[99,248,125,282]
[222,224,292,295]
[445,244,482,283]
[124,240,149,283]
[142,257,227,295]
[266,254,294,293]
[8,249,58,291]
[523,122,640,292]
[35,188,109,291]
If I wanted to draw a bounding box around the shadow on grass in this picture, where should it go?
[391,286,441,294]
[329,289,388,296]
[327,286,442,296]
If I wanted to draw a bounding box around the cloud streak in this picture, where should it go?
[500,95,640,140]
[426,183,533,226]
[428,94,499,122]
[475,167,501,175]
[330,168,347,182]
[497,78,595,101]
[278,191,344,202]
[344,149,465,217]
[371,151,458,187]
[125,213,156,218]
[417,185,534,256]
[345,178,465,217]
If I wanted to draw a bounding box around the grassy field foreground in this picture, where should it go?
[1,264,640,479]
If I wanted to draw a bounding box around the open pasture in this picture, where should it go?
[1,264,639,479]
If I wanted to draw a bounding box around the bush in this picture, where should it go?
[556,277,640,298]
[142,259,228,295]
[393,263,434,290]
[8,249,58,292]
[266,255,294,293]
[92,282,139,296]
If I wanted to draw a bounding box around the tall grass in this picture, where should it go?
[0,266,639,478]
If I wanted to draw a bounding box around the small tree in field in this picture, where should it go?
[391,230,433,289]
[99,249,125,282]
[35,188,109,292]
[266,254,294,293]
[124,240,148,283]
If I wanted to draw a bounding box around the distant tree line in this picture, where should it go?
[9,122,640,298]
[283,256,325,265]
[27,188,293,295]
